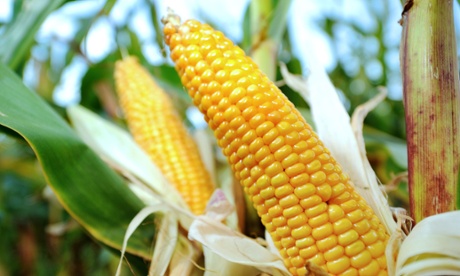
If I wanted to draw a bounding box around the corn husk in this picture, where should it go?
[395,211,460,275]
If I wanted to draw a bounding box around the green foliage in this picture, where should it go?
[0,63,155,264]
[0,0,66,69]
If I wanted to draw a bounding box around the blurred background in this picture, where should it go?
[1,0,460,274]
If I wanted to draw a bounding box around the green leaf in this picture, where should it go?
[0,62,154,259]
[0,0,65,69]
[363,125,408,169]
[267,0,292,42]
[147,0,166,57]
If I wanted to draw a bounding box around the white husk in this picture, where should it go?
[115,205,173,276]
[169,235,201,276]
[67,105,187,209]
[395,211,460,275]
[188,192,290,276]
[149,209,179,276]
[192,129,216,181]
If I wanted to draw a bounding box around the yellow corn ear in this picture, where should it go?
[114,57,215,214]
[163,16,389,276]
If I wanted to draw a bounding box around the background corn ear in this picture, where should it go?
[114,57,215,214]
[163,16,389,276]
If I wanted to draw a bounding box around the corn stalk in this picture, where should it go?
[400,0,460,222]
[250,0,291,80]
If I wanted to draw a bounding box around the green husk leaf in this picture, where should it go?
[0,62,153,258]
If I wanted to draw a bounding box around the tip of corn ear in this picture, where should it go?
[161,8,181,28]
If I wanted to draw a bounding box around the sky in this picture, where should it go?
[4,0,460,107]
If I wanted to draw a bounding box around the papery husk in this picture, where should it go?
[114,205,179,276]
[188,190,290,276]
[395,210,460,275]
[169,235,202,276]
[67,105,187,209]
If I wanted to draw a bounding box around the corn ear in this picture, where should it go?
[162,14,389,275]
[115,57,215,214]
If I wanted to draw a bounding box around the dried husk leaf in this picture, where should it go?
[189,190,290,276]
[115,205,176,276]
[169,235,202,276]
[395,211,460,275]
[188,215,290,276]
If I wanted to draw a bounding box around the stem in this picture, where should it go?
[400,0,460,222]
[250,0,291,80]
[250,0,276,80]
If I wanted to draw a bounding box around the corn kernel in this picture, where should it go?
[291,225,312,240]
[295,236,315,249]
[306,159,322,174]
[328,204,345,223]
[351,249,372,269]
[271,172,290,187]
[294,183,316,199]
[281,152,299,168]
[347,209,365,223]
[316,184,332,201]
[367,240,385,258]
[324,245,344,262]
[290,256,305,268]
[290,173,310,187]
[276,226,291,238]
[354,219,371,235]
[281,237,295,248]
[287,213,308,229]
[361,229,379,245]
[279,194,299,208]
[285,163,306,177]
[305,202,328,218]
[283,205,303,219]
[268,205,283,218]
[310,171,326,185]
[341,267,359,276]
[338,229,359,247]
[300,195,322,210]
[341,199,358,213]
[345,240,365,257]
[317,235,337,252]
[358,259,379,275]
[308,213,329,229]
[299,245,318,259]
[312,223,333,240]
[326,256,350,275]
[309,253,326,266]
